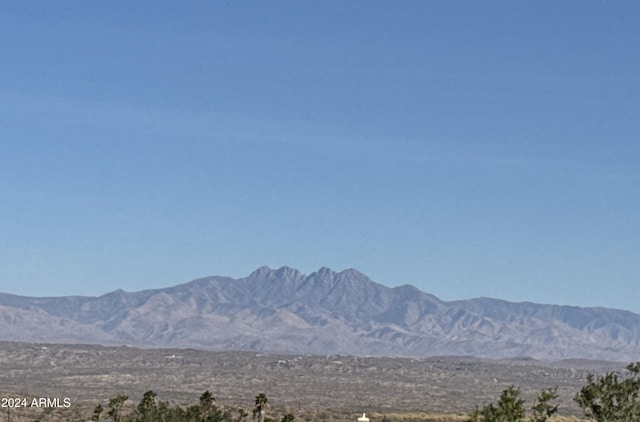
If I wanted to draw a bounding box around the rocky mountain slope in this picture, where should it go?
[1,266,639,360]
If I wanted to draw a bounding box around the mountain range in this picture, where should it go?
[1,266,639,361]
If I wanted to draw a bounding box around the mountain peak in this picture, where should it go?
[251,266,369,280]
[249,266,273,277]
[247,266,303,282]
[336,268,369,280]
[316,266,333,275]
[275,266,302,278]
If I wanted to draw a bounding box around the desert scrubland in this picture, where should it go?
[0,341,626,421]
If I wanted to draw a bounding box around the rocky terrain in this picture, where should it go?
[0,341,625,421]
[1,266,640,361]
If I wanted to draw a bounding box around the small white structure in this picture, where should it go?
[358,413,369,422]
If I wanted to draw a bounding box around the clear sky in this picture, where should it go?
[1,2,639,313]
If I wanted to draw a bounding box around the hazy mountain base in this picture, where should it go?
[0,342,621,421]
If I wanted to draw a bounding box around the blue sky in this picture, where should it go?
[1,2,639,313]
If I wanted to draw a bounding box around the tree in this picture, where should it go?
[574,362,640,421]
[198,390,217,421]
[91,403,103,421]
[134,390,160,422]
[530,387,559,422]
[253,393,268,422]
[107,394,128,422]
[496,386,526,421]
[137,390,158,414]
[466,385,561,422]
[200,390,215,408]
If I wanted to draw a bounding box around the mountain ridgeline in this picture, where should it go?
[1,266,639,361]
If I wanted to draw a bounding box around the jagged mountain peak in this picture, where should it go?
[248,265,275,278]
[307,267,374,284]
[245,266,376,291]
[247,265,303,281]
[336,267,372,280]
[275,265,302,277]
